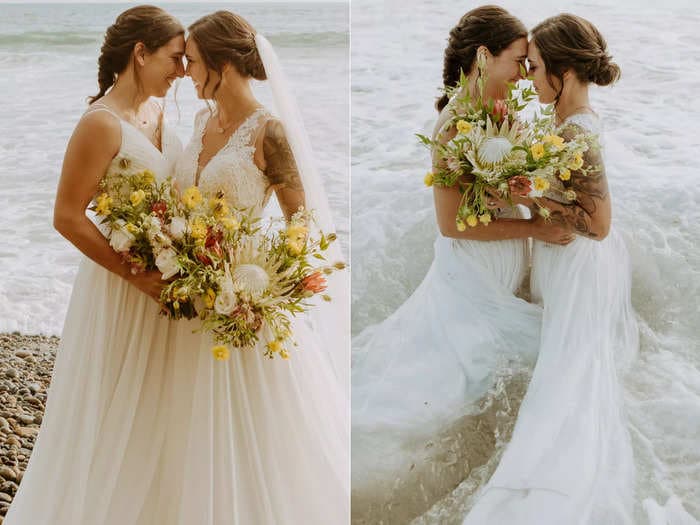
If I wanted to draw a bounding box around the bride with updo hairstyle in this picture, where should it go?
[169,9,349,525]
[463,13,640,525]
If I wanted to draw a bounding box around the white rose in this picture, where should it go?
[109,220,135,252]
[169,216,187,240]
[155,248,180,279]
[214,278,238,316]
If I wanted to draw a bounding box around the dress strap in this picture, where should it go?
[83,101,122,121]
[244,108,274,148]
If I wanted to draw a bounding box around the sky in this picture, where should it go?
[0,0,342,3]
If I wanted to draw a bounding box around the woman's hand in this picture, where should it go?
[530,214,576,245]
[126,270,168,302]
[484,186,511,210]
[484,180,531,210]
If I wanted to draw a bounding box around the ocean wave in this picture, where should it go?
[267,31,348,48]
[0,30,347,51]
[0,31,100,49]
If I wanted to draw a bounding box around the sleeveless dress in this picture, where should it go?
[4,104,186,525]
[462,113,639,525]
[351,106,543,523]
[161,106,349,525]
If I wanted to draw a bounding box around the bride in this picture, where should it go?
[162,11,349,524]
[4,6,187,524]
[462,13,640,524]
[351,6,575,523]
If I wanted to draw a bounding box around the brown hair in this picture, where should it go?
[89,5,184,103]
[531,13,620,101]
[188,10,266,100]
[437,5,527,112]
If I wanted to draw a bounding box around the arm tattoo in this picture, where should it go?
[262,119,304,192]
[546,124,609,238]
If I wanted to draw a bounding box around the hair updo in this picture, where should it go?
[531,13,621,92]
[437,5,527,112]
[188,10,266,99]
[89,5,184,103]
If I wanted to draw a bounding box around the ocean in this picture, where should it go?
[351,0,700,522]
[0,1,349,335]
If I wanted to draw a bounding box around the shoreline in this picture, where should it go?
[0,333,59,521]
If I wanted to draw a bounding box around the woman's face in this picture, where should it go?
[485,37,528,99]
[139,35,185,98]
[185,37,220,99]
[527,40,560,104]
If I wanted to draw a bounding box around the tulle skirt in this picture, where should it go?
[162,312,349,525]
[352,234,542,523]
[4,257,180,524]
[5,256,349,525]
[462,228,639,525]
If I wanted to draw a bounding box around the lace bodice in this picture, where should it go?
[545,112,602,203]
[174,107,272,215]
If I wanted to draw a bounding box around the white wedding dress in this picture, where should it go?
[4,104,186,524]
[160,106,349,524]
[351,107,543,523]
[462,113,640,525]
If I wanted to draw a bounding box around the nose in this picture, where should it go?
[185,61,192,77]
[176,59,185,78]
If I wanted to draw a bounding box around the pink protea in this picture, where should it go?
[301,271,327,294]
[492,99,508,123]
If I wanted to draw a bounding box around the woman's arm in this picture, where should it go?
[53,111,165,300]
[430,115,574,245]
[508,124,611,240]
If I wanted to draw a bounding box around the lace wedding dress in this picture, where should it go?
[351,106,543,523]
[462,113,640,525]
[161,106,349,524]
[4,104,185,524]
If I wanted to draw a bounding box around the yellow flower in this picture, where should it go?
[267,340,282,353]
[542,134,565,151]
[479,213,492,225]
[220,216,240,231]
[559,167,571,181]
[533,176,550,192]
[95,193,113,216]
[286,224,308,255]
[456,120,473,134]
[466,214,479,227]
[182,186,203,210]
[564,189,577,201]
[424,172,434,187]
[568,153,584,171]
[129,189,146,206]
[280,349,290,360]
[189,217,208,240]
[125,222,139,234]
[204,288,216,309]
[208,197,230,219]
[456,219,466,232]
[530,143,545,161]
[211,345,230,361]
[141,170,155,185]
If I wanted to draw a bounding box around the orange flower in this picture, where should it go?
[301,271,327,294]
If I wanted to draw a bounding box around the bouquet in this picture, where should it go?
[418,54,599,227]
[90,161,175,273]
[91,163,345,361]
